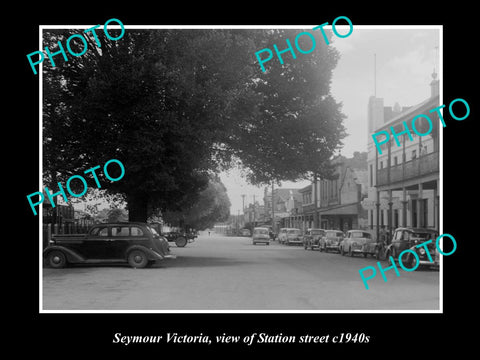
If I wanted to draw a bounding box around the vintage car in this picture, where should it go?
[240,228,251,237]
[303,228,326,250]
[386,227,439,269]
[252,227,271,245]
[277,228,288,244]
[318,230,344,253]
[162,230,196,247]
[340,230,375,257]
[44,222,175,269]
[284,228,303,246]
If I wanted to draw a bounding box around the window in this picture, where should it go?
[91,227,108,236]
[412,150,417,160]
[254,229,269,235]
[148,226,159,236]
[394,156,398,166]
[112,227,130,236]
[131,227,144,236]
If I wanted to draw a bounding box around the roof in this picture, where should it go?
[375,95,439,132]
[271,188,303,203]
[299,184,312,193]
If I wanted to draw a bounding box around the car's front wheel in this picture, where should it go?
[128,250,149,268]
[47,250,67,269]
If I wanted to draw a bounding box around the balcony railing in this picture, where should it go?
[377,151,439,186]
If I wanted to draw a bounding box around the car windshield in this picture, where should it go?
[311,230,324,235]
[326,231,341,237]
[148,226,159,236]
[255,229,269,234]
[411,232,436,240]
[351,232,367,238]
[288,229,301,234]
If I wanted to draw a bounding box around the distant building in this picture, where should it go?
[280,152,368,232]
[243,201,265,227]
[263,188,302,230]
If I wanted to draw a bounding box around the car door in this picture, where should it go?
[83,225,111,259]
[110,226,132,259]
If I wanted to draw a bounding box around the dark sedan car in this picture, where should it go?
[319,230,344,253]
[44,222,175,269]
[386,227,439,269]
[303,228,326,250]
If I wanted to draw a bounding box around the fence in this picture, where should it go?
[42,223,90,249]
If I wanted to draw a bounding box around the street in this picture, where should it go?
[42,233,440,311]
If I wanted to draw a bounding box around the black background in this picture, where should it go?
[15,2,475,355]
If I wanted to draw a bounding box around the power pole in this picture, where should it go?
[253,194,256,227]
[241,194,246,213]
[313,174,318,228]
[271,182,275,233]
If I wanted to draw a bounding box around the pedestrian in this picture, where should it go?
[379,225,387,244]
[208,231,210,236]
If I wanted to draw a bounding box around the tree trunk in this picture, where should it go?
[127,194,149,222]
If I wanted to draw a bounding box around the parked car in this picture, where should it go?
[386,227,439,269]
[303,228,326,250]
[252,227,271,245]
[361,236,383,258]
[277,228,288,244]
[284,228,303,246]
[340,230,375,257]
[319,230,344,253]
[162,230,196,247]
[44,222,175,269]
[240,228,251,237]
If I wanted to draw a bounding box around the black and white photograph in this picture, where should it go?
[17,5,476,355]
[38,24,442,312]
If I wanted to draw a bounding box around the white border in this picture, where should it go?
[38,24,443,314]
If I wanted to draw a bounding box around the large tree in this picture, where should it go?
[43,28,345,222]
[162,177,231,231]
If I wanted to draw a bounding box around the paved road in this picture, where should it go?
[42,234,440,311]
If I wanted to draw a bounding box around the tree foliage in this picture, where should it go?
[43,28,346,222]
[162,177,231,230]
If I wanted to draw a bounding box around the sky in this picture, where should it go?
[221,26,441,215]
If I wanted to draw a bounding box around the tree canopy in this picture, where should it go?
[43,28,346,222]
[162,177,231,230]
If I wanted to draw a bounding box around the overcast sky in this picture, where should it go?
[221,26,441,215]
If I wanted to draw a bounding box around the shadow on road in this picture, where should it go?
[164,255,251,268]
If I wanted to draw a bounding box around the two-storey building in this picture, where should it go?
[362,72,440,240]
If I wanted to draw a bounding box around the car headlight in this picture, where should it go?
[419,248,426,255]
